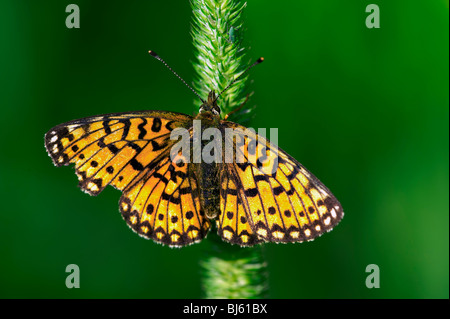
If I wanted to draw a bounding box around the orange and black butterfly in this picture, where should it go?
[44,52,343,247]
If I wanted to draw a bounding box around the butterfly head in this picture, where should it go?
[199,90,221,117]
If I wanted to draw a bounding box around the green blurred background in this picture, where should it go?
[0,0,448,299]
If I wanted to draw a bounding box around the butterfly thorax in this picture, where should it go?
[195,90,221,121]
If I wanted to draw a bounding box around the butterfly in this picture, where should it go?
[44,53,343,247]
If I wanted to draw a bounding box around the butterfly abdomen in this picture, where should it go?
[196,162,220,220]
[192,111,222,220]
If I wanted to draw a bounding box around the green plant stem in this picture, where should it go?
[200,231,268,299]
[191,0,253,120]
[191,0,269,299]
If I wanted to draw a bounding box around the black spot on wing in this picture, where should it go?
[165,120,175,131]
[151,140,167,151]
[97,138,106,148]
[254,175,268,182]
[107,144,119,154]
[185,211,194,219]
[138,118,147,139]
[128,142,142,152]
[103,120,112,134]
[236,162,250,171]
[129,158,144,171]
[153,172,169,184]
[119,119,131,140]
[273,186,284,195]
[151,118,162,132]
[180,187,190,195]
[244,188,258,197]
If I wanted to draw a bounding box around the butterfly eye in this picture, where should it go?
[211,105,221,115]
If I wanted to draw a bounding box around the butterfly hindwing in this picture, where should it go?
[119,153,211,247]
[218,122,344,245]
[217,164,263,246]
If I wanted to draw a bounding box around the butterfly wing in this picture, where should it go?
[119,154,210,247]
[45,111,189,194]
[218,164,264,246]
[217,122,344,245]
[45,111,210,246]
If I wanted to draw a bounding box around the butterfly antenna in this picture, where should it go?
[149,50,205,103]
[214,57,264,102]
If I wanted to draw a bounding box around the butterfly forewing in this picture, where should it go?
[45,111,192,195]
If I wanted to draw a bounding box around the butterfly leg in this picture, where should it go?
[224,94,250,120]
